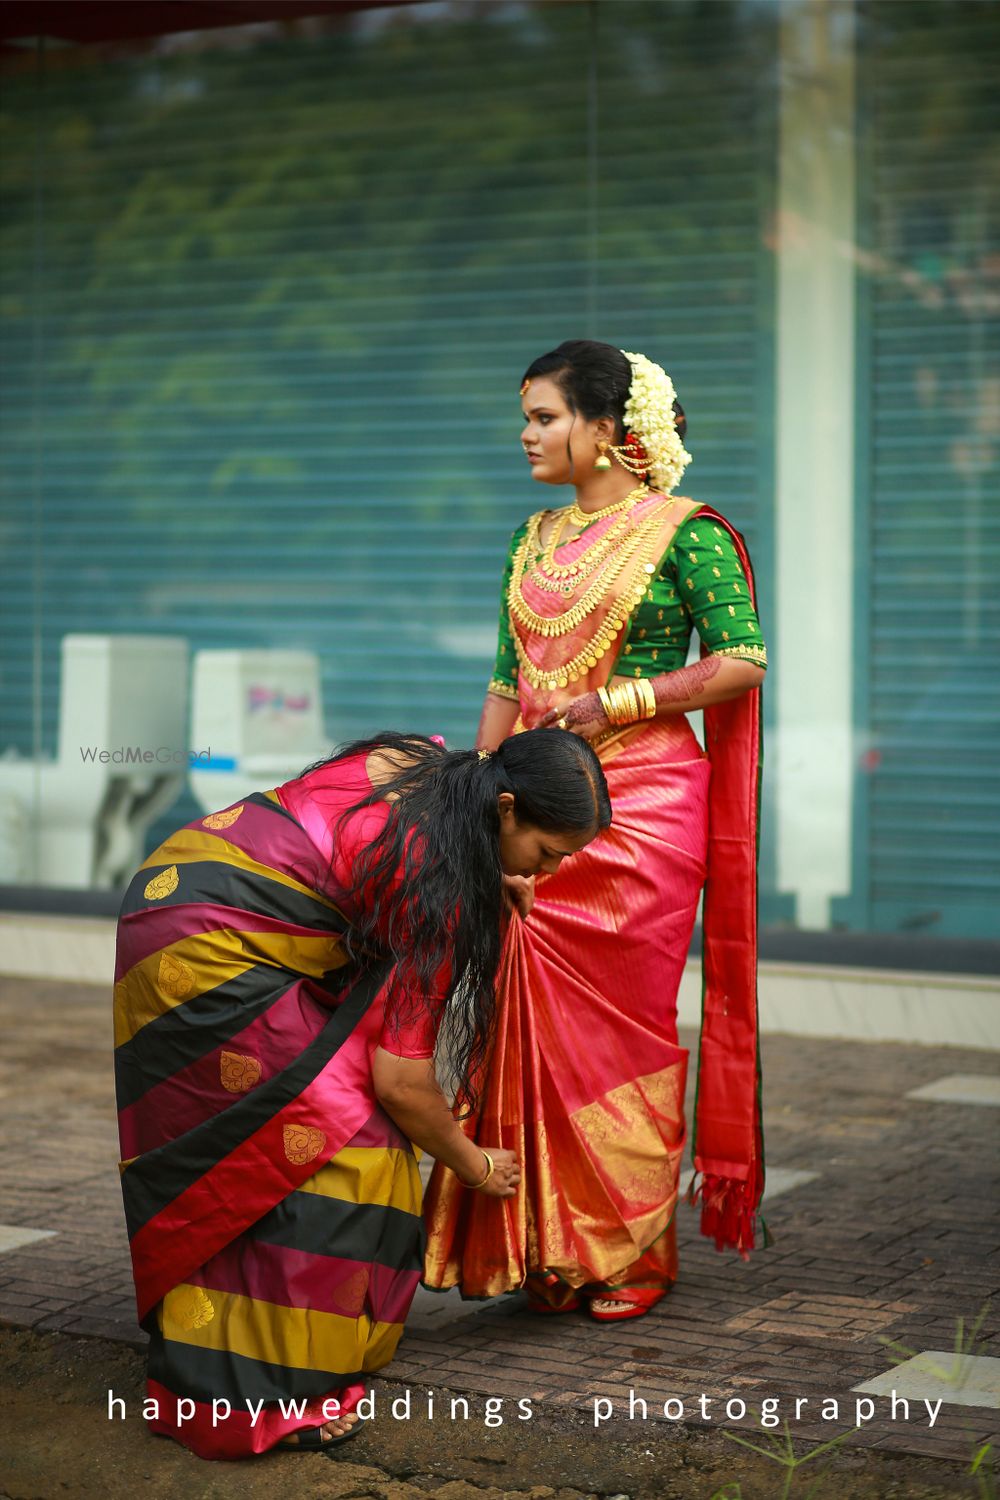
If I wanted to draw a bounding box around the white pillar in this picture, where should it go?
[774,0,857,930]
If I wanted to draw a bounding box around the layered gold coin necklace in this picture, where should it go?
[528,490,643,594]
[508,484,673,690]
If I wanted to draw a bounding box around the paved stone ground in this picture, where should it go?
[1,976,998,1477]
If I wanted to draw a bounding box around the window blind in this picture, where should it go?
[856,0,1000,935]
[0,0,777,866]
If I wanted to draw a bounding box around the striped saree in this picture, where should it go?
[114,770,430,1459]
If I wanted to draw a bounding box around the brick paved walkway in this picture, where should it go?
[1,977,997,1467]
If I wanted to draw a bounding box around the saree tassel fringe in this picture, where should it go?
[687,1158,765,1260]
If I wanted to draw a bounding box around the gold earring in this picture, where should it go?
[594,441,612,472]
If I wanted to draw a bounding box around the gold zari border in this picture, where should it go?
[487,677,519,700]
[713,643,768,667]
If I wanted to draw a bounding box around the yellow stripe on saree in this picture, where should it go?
[114,931,351,1047]
[137,826,344,912]
[160,1286,402,1373]
[297,1147,422,1213]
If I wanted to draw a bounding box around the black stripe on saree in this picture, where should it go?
[121,958,390,1241]
[249,1192,424,1271]
[146,1337,365,1406]
[118,860,338,930]
[115,967,310,1112]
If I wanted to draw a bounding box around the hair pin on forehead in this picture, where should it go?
[520,378,530,397]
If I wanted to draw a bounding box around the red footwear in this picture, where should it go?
[587,1286,666,1322]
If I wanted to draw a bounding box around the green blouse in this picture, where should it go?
[488,504,766,699]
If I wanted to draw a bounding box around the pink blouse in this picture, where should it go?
[276,753,443,1060]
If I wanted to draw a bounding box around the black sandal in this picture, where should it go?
[280,1421,360,1452]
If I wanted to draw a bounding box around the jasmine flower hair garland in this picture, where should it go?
[621,350,693,495]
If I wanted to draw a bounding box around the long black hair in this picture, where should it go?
[302,728,611,1109]
[522,339,687,472]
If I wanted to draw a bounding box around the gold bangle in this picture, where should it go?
[635,677,657,720]
[464,1150,495,1189]
[607,683,628,726]
[596,685,614,724]
[605,684,626,727]
[609,681,638,726]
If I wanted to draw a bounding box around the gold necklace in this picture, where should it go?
[514,494,677,629]
[539,508,633,578]
[508,509,671,689]
[526,484,651,595]
[509,510,664,639]
[526,509,636,595]
[566,483,649,529]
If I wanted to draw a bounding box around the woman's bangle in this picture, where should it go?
[599,678,656,729]
[600,683,629,727]
[620,681,640,723]
[462,1150,495,1189]
[608,681,637,726]
[635,676,657,720]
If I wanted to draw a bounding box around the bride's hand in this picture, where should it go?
[538,691,610,742]
[502,874,535,918]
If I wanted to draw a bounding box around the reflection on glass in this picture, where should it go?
[0,1,996,940]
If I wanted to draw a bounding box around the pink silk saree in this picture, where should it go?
[424,499,764,1298]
